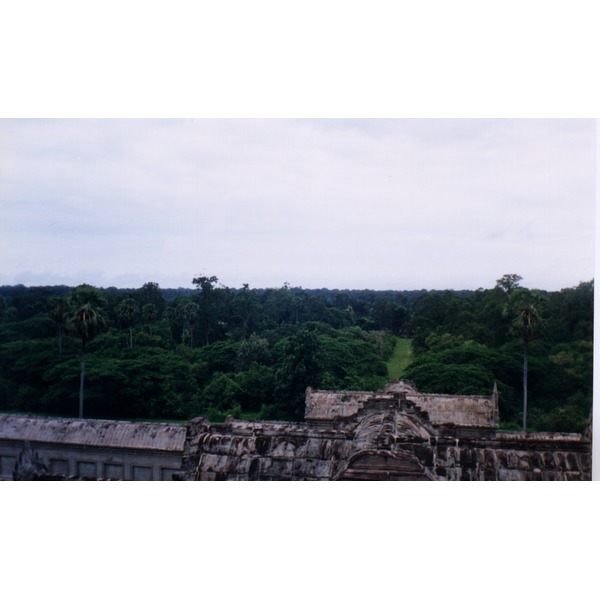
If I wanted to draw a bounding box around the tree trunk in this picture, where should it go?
[522,340,528,432]
[129,326,133,349]
[79,344,86,419]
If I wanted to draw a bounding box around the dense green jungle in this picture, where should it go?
[0,275,593,432]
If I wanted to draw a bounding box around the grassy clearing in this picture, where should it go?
[387,337,413,380]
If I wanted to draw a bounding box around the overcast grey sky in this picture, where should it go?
[0,118,595,291]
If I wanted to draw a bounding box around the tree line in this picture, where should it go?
[402,275,593,432]
[0,275,593,432]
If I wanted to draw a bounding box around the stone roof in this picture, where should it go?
[305,380,499,428]
[0,414,187,452]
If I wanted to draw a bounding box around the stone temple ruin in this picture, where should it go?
[1,416,186,480]
[177,381,591,480]
[1,381,592,481]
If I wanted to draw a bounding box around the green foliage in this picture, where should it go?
[267,324,389,420]
[496,274,523,293]
[237,333,271,370]
[0,276,592,432]
[403,343,509,395]
[403,276,593,432]
[197,340,240,373]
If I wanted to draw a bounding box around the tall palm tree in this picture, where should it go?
[72,301,105,418]
[177,298,199,347]
[68,285,107,418]
[163,305,176,346]
[49,295,70,355]
[117,297,139,349]
[192,275,220,346]
[509,292,545,432]
[142,303,158,336]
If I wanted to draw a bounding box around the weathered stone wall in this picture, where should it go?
[177,426,591,481]
[1,383,591,481]
[305,381,500,428]
[176,417,357,481]
[402,431,590,481]
[0,415,187,481]
[176,390,591,481]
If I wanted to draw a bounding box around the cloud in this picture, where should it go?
[0,118,595,290]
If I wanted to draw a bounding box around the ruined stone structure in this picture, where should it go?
[176,382,591,481]
[1,381,592,481]
[0,415,187,481]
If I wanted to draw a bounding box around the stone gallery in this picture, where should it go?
[1,416,187,481]
[2,381,591,480]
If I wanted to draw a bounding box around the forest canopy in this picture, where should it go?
[0,275,593,432]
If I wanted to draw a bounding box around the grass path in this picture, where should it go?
[387,337,413,380]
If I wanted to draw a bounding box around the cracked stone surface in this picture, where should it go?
[176,383,591,481]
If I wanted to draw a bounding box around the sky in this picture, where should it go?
[0,118,595,292]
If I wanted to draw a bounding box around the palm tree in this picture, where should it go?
[177,298,199,347]
[49,295,70,355]
[142,303,158,336]
[163,305,176,346]
[192,275,219,346]
[117,297,139,349]
[509,292,545,432]
[72,301,105,418]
